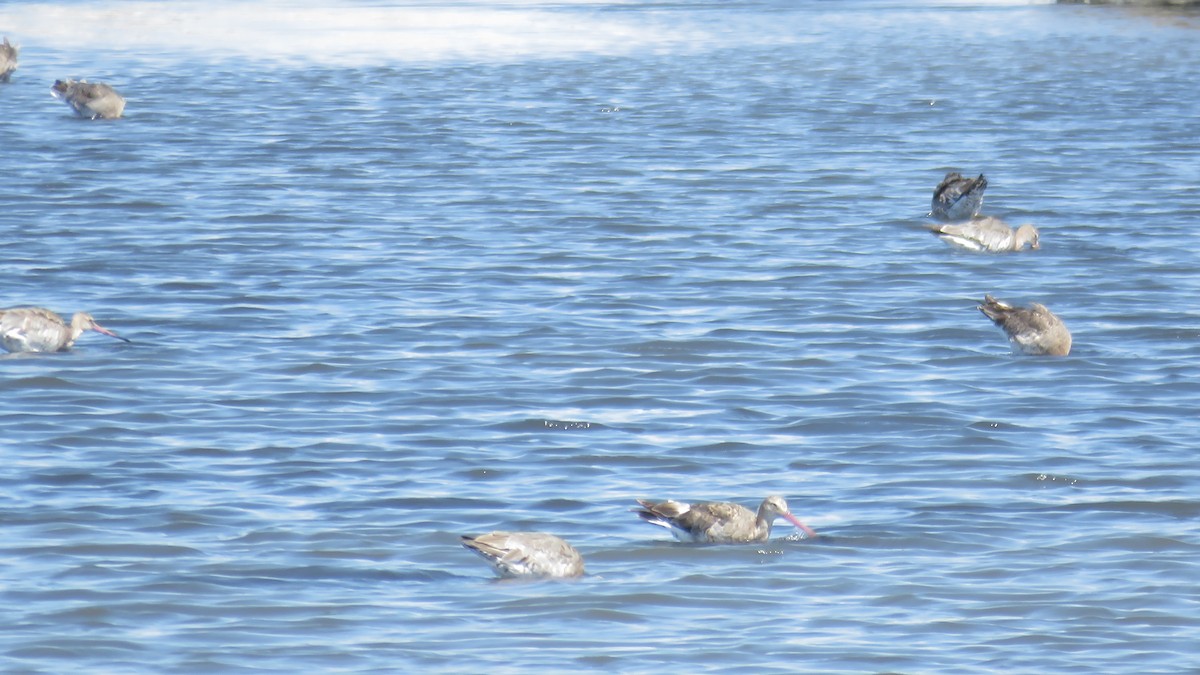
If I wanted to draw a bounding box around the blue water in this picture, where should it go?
[2,1,1199,672]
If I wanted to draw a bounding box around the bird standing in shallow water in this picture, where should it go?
[50,79,126,119]
[460,531,585,579]
[930,172,987,222]
[0,37,18,83]
[634,495,817,543]
[930,216,1039,253]
[978,295,1071,356]
[0,308,130,353]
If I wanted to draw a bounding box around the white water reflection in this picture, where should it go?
[1,0,708,64]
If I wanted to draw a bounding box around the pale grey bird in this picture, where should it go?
[978,295,1071,356]
[634,495,817,544]
[51,79,126,119]
[461,531,585,579]
[0,307,130,353]
[0,37,17,83]
[931,172,987,222]
[930,216,1039,253]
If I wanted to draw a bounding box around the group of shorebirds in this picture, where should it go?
[0,39,128,358]
[463,496,816,578]
[461,173,1071,580]
[0,39,128,349]
[1,37,127,119]
[928,172,1072,357]
[3,33,1070,579]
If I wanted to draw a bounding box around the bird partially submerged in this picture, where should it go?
[51,79,126,119]
[0,307,130,353]
[978,295,1071,356]
[931,172,987,222]
[0,37,18,83]
[930,216,1039,253]
[460,531,585,579]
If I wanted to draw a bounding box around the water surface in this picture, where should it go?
[1,1,1199,672]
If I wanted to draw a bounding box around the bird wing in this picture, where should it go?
[677,502,755,541]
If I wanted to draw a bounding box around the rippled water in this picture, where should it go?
[2,0,1199,672]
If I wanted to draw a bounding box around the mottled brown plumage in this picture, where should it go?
[978,295,1071,356]
[635,495,816,543]
[51,78,126,119]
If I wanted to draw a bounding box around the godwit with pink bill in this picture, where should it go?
[634,495,817,543]
[0,307,130,353]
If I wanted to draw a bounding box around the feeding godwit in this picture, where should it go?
[930,216,1039,253]
[460,531,585,579]
[930,172,987,222]
[0,307,130,353]
[634,495,816,543]
[978,295,1071,356]
[50,79,126,119]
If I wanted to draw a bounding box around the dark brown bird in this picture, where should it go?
[931,172,987,222]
